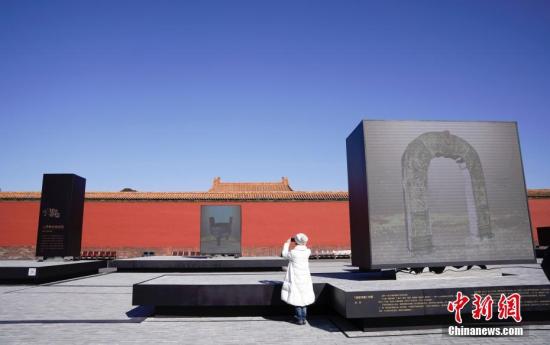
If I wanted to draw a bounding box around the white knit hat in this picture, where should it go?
[295,233,308,245]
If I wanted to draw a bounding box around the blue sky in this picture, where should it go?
[1,0,549,191]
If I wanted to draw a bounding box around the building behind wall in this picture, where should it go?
[0,178,548,259]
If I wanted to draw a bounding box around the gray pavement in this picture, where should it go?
[0,262,549,344]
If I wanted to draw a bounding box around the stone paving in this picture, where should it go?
[0,262,549,344]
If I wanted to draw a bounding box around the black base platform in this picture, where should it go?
[134,280,329,307]
[113,256,288,272]
[132,264,550,328]
[0,260,107,284]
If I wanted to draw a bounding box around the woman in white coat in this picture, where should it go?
[281,233,315,325]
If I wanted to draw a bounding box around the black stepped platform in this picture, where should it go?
[134,277,329,307]
[132,264,550,327]
[0,260,107,284]
[113,256,288,272]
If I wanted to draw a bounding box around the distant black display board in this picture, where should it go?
[200,205,241,255]
[346,120,536,269]
[36,174,86,258]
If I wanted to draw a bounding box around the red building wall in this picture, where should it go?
[0,198,548,258]
[0,201,350,258]
[0,202,38,246]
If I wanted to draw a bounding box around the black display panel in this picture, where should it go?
[36,174,86,258]
[346,120,536,269]
[538,227,550,246]
[200,205,242,255]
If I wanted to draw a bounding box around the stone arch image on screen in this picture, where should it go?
[209,216,232,246]
[401,130,492,254]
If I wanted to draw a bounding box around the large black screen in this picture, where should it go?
[347,120,536,269]
[200,205,242,255]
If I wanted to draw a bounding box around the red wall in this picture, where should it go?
[83,201,350,249]
[0,202,39,246]
[83,202,201,247]
[0,201,350,257]
[1,198,548,257]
